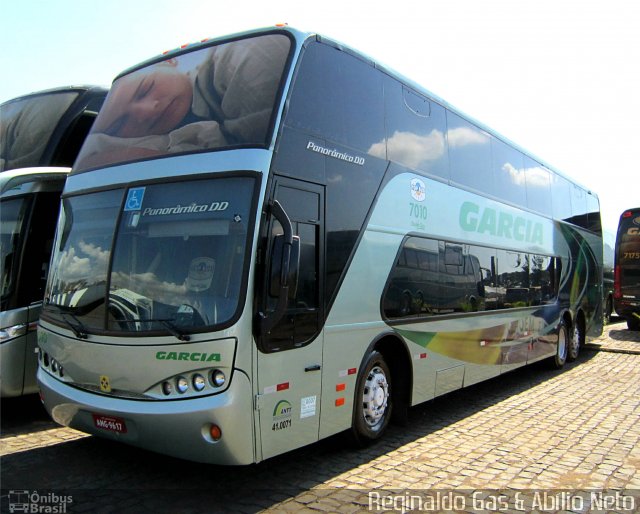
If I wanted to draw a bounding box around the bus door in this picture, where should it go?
[256,177,324,460]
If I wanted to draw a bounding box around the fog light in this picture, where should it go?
[176,376,189,394]
[193,374,206,391]
[162,381,173,395]
[210,424,222,441]
[51,360,58,373]
[43,353,50,367]
[210,370,226,387]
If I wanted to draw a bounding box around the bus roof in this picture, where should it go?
[114,25,597,199]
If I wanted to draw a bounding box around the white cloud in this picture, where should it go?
[501,162,526,186]
[368,129,446,169]
[447,127,489,148]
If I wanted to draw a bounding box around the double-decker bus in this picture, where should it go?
[614,208,640,330]
[1,86,107,397]
[37,27,602,464]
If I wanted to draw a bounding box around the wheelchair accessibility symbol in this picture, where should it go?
[125,187,145,211]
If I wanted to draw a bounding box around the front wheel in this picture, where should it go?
[352,351,392,445]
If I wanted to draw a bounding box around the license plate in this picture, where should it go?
[92,413,127,434]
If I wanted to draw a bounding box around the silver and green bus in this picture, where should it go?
[37,27,603,464]
[1,86,107,397]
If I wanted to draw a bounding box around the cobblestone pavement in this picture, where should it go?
[1,321,639,513]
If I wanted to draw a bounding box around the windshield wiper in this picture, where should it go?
[159,320,191,342]
[114,317,191,342]
[61,313,89,339]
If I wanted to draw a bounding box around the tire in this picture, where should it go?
[551,321,569,369]
[567,318,582,362]
[352,351,392,445]
[604,297,613,325]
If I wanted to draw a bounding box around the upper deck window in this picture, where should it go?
[284,41,385,153]
[74,34,291,172]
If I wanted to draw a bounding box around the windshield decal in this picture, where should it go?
[142,201,228,217]
[124,187,146,211]
[74,34,291,172]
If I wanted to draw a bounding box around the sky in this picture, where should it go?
[2,0,638,239]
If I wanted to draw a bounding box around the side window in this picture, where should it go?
[570,184,589,230]
[469,245,497,311]
[530,255,558,305]
[498,250,530,308]
[382,79,449,180]
[285,41,385,153]
[551,172,573,222]
[295,222,318,309]
[586,193,602,235]
[440,243,484,313]
[447,112,493,195]
[524,157,552,216]
[491,138,526,207]
[383,238,559,319]
[382,237,439,318]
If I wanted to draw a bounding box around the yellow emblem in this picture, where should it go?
[99,375,111,393]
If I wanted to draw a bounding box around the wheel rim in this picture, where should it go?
[362,365,389,429]
[558,326,567,360]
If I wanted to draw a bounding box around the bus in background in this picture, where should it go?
[614,208,640,330]
[0,86,107,397]
[37,27,602,464]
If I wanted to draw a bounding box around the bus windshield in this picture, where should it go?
[617,210,640,292]
[44,176,256,336]
[74,33,291,172]
[1,196,32,302]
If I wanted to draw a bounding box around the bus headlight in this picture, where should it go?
[176,376,189,394]
[193,374,206,392]
[210,370,226,388]
[162,381,173,395]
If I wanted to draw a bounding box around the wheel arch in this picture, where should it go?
[360,331,413,424]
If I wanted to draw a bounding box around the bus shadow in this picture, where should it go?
[1,394,56,438]
[0,356,590,513]
[607,328,640,343]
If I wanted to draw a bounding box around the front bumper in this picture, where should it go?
[38,368,255,465]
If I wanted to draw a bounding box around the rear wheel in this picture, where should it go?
[551,321,569,369]
[568,319,583,362]
[604,296,613,325]
[352,351,392,444]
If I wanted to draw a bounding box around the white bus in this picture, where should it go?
[37,27,603,464]
[1,86,107,397]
